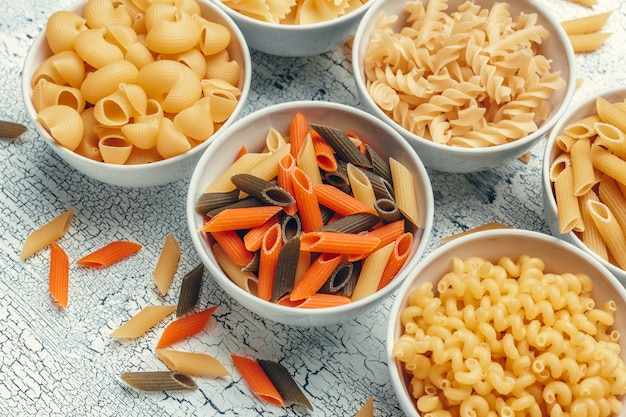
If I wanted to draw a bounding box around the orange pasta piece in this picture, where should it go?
[310,130,337,172]
[378,232,413,290]
[289,253,344,301]
[155,306,218,349]
[300,231,380,255]
[277,153,297,216]
[76,240,142,268]
[243,215,280,252]
[200,206,283,232]
[210,230,254,267]
[49,242,69,308]
[258,223,283,301]
[313,183,377,216]
[231,354,285,407]
[236,145,248,159]
[291,167,323,232]
[349,220,405,261]
[289,112,308,159]
[276,293,351,308]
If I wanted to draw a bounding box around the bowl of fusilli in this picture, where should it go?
[352,0,576,173]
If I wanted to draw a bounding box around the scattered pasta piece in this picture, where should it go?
[155,306,217,349]
[231,354,285,407]
[0,120,27,139]
[176,263,204,317]
[561,12,612,35]
[49,242,69,308]
[257,359,313,410]
[156,349,229,378]
[568,32,612,53]
[110,305,176,339]
[21,208,74,260]
[121,371,197,391]
[76,240,142,268]
[153,233,180,296]
[354,396,374,417]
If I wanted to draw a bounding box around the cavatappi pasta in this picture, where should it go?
[362,0,566,148]
[196,112,423,307]
[394,254,626,417]
[32,0,243,165]
[550,96,626,271]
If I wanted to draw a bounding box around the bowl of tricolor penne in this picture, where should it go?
[387,228,626,417]
[543,86,626,286]
[22,0,251,187]
[186,100,434,326]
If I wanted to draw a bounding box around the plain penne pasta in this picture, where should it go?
[596,97,626,133]
[568,32,612,53]
[560,12,611,35]
[201,206,283,232]
[578,190,609,262]
[21,208,74,260]
[347,163,377,209]
[313,183,376,217]
[49,242,69,308]
[156,349,229,377]
[76,240,142,268]
[155,306,218,349]
[296,134,323,185]
[390,157,419,226]
[153,233,180,296]
[554,165,582,234]
[351,242,394,301]
[355,397,375,417]
[570,138,596,196]
[110,305,176,338]
[231,355,285,407]
[121,371,197,391]
[587,200,626,269]
[212,243,259,295]
[176,263,204,317]
[257,359,313,410]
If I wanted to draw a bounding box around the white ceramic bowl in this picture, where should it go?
[22,0,251,187]
[543,87,626,285]
[209,0,377,56]
[187,100,434,326]
[352,0,576,173]
[387,229,626,416]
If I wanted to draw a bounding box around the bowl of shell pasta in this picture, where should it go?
[186,100,434,326]
[542,86,626,286]
[387,228,626,416]
[22,0,251,187]
[352,0,576,173]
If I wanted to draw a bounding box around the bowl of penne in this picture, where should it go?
[543,86,626,286]
[209,0,377,56]
[352,0,576,173]
[387,228,626,417]
[187,100,435,326]
[21,0,251,187]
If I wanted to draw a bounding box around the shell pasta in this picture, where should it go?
[32,0,243,164]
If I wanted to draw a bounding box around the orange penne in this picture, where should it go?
[76,240,142,268]
[155,306,218,349]
[110,305,177,338]
[289,253,344,300]
[289,112,308,159]
[310,130,337,172]
[243,215,280,252]
[378,232,413,290]
[49,241,69,308]
[276,293,351,308]
[200,206,283,232]
[299,231,380,255]
[211,230,254,267]
[258,223,283,301]
[349,220,405,261]
[291,167,323,232]
[231,354,285,407]
[21,208,74,260]
[313,183,377,216]
[277,153,297,216]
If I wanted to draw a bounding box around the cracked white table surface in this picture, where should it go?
[1,0,625,415]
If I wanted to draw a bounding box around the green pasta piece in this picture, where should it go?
[231,173,295,207]
[311,123,372,169]
[318,213,381,234]
[121,371,197,391]
[374,198,404,224]
[281,214,302,242]
[271,237,300,302]
[361,168,394,201]
[195,190,240,215]
[257,359,313,411]
[176,263,204,317]
[241,251,259,273]
[319,262,354,294]
[340,260,362,297]
[322,160,351,193]
[365,144,392,182]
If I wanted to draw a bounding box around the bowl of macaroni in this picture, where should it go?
[352,0,576,173]
[543,86,626,286]
[187,100,434,326]
[209,0,377,56]
[387,228,626,416]
[22,0,251,187]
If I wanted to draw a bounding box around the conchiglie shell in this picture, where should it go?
[174,0,201,16]
[81,60,139,104]
[195,18,231,56]
[121,120,159,149]
[45,10,88,53]
[156,117,191,158]
[137,60,201,113]
[146,9,201,54]
[94,85,146,126]
[205,51,240,87]
[99,135,133,164]
[207,90,238,123]
[84,0,133,28]
[32,78,86,113]
[31,50,85,89]
[173,97,214,141]
[125,146,163,164]
[105,24,139,52]
[125,41,155,69]
[201,78,241,97]
[159,48,207,80]
[75,108,103,161]
[37,105,84,151]
[75,28,125,69]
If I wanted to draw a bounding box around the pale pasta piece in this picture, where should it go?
[248,143,291,183]
[80,59,139,104]
[45,10,88,53]
[568,33,612,53]
[173,97,214,141]
[156,118,191,159]
[94,83,147,126]
[137,59,202,113]
[596,97,626,133]
[206,89,239,123]
[296,134,323,185]
[212,243,259,295]
[84,0,133,29]
[37,104,84,151]
[351,242,394,301]
[587,200,626,269]
[31,79,85,113]
[551,155,583,234]
[564,115,600,139]
[153,233,181,296]
[598,176,626,233]
[122,98,162,149]
[110,305,176,338]
[578,190,609,262]
[146,8,201,54]
[347,163,376,209]
[205,50,240,87]
[75,107,103,161]
[591,143,626,187]
[156,349,229,377]
[595,122,626,160]
[99,134,133,164]
[194,17,231,56]
[21,209,74,260]
[264,127,288,153]
[31,50,85,89]
[569,138,596,196]
[74,27,125,69]
[560,12,611,36]
[389,157,419,226]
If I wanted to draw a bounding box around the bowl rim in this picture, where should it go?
[385,228,626,416]
[20,0,252,175]
[210,0,379,30]
[542,86,626,281]
[186,99,435,320]
[351,0,577,156]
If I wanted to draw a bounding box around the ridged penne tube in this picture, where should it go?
[311,123,372,168]
[299,231,380,256]
[49,242,69,308]
[591,143,626,186]
[176,263,204,317]
[556,134,577,153]
[124,41,154,69]
[568,33,612,54]
[203,152,272,193]
[375,198,404,223]
[32,79,85,113]
[98,135,133,164]
[290,252,344,301]
[390,157,419,227]
[110,305,176,338]
[271,236,300,302]
[248,144,290,183]
[597,97,626,133]
[318,213,381,234]
[595,122,626,159]
[257,359,313,411]
[156,349,229,378]
[156,118,191,159]
[351,242,394,301]
[553,164,582,234]
[311,131,337,172]
[74,27,124,69]
[560,12,612,35]
[205,51,240,87]
[84,0,133,29]
[570,138,596,196]
[213,243,258,295]
[578,190,609,262]
[81,60,139,104]
[137,60,202,113]
[230,173,295,207]
[291,167,324,232]
[314,183,377,217]
[318,262,354,294]
[153,233,180,296]
[587,200,626,269]
[365,144,392,182]
[265,127,288,153]
[297,134,323,185]
[211,230,254,267]
[31,50,85,89]
[201,206,283,232]
[45,10,88,53]
[195,17,231,56]
[121,371,197,391]
[37,104,84,151]
[243,216,280,252]
[75,108,103,161]
[206,89,239,123]
[173,97,214,141]
[347,163,376,209]
[564,115,600,139]
[76,240,142,267]
[258,223,283,301]
[598,176,626,232]
[21,208,74,260]
[155,306,218,349]
[161,48,207,80]
[146,9,200,54]
[194,190,240,215]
